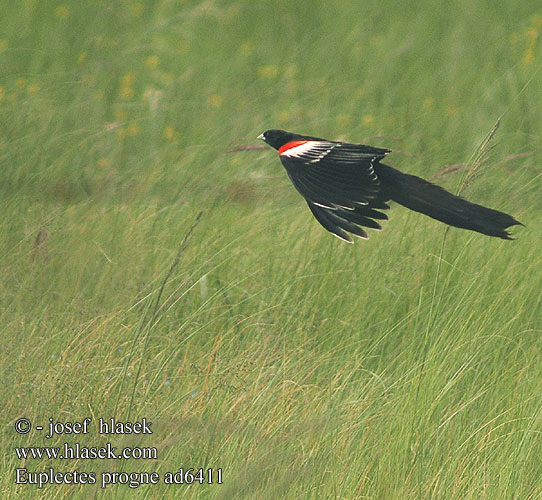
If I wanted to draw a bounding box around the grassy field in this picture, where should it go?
[1,0,542,498]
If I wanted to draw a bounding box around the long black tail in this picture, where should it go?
[374,163,522,239]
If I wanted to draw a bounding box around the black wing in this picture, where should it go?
[280,141,389,209]
[279,140,391,241]
[307,199,390,243]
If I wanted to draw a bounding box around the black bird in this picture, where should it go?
[258,129,521,243]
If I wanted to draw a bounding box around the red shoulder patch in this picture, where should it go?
[278,140,309,155]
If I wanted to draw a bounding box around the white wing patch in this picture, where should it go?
[280,140,388,171]
[280,141,335,160]
[309,146,334,163]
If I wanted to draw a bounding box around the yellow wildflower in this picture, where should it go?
[161,73,174,86]
[126,123,140,136]
[356,85,367,98]
[131,3,144,17]
[522,26,539,66]
[178,40,190,53]
[122,73,136,86]
[353,42,363,55]
[279,111,289,122]
[55,5,70,19]
[146,56,159,69]
[523,48,535,66]
[208,94,223,107]
[239,42,253,55]
[164,127,175,140]
[525,27,539,39]
[363,114,374,126]
[283,64,297,78]
[338,114,351,126]
[114,109,127,121]
[423,97,434,110]
[120,86,135,99]
[257,65,279,78]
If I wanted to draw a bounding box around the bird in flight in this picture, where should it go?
[258,129,521,243]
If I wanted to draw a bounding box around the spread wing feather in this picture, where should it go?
[279,140,391,240]
[307,202,372,242]
[307,202,354,242]
[281,141,388,206]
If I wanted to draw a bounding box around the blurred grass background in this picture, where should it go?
[1,0,542,498]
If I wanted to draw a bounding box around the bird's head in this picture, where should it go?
[257,129,306,150]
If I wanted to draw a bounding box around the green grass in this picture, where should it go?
[1,0,542,498]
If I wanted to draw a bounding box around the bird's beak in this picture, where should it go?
[257,133,265,141]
